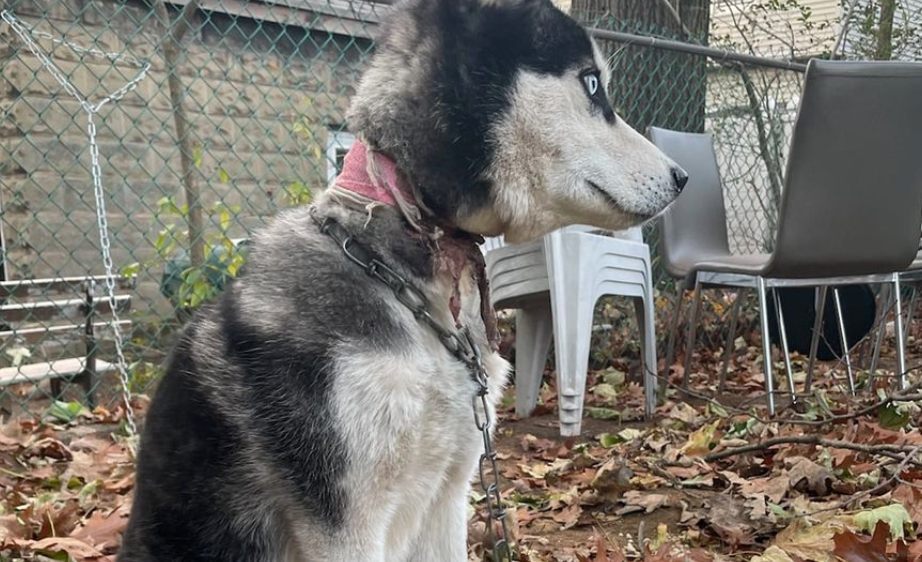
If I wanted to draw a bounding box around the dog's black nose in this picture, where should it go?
[671,166,689,193]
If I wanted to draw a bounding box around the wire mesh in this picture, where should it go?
[0,0,911,414]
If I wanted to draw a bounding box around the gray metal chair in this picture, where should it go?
[652,59,922,414]
[650,127,862,404]
[648,129,737,391]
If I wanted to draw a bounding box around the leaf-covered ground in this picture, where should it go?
[1,332,922,562]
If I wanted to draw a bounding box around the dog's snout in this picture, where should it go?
[671,166,689,193]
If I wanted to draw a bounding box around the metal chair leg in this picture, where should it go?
[772,288,798,403]
[833,287,856,395]
[868,283,891,385]
[894,274,908,390]
[757,277,776,415]
[718,290,743,394]
[903,282,917,353]
[663,279,686,380]
[683,278,703,390]
[832,287,855,396]
[660,279,686,402]
[805,285,828,393]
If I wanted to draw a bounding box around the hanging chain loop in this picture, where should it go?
[3,10,151,438]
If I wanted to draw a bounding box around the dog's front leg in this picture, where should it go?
[406,350,509,562]
[406,462,472,562]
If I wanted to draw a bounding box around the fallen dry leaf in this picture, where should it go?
[833,522,890,562]
[702,494,757,547]
[894,539,922,562]
[679,421,721,457]
[0,514,30,541]
[551,504,583,530]
[7,536,105,560]
[37,501,82,539]
[72,504,131,551]
[0,432,21,452]
[616,491,673,515]
[892,484,922,530]
[724,472,789,504]
[23,437,73,461]
[753,546,796,562]
[785,456,833,496]
[772,518,840,562]
[590,458,633,495]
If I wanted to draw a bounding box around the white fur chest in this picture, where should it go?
[394,262,510,474]
[320,262,509,562]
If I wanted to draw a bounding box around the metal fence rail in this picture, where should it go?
[589,27,808,71]
[1,0,808,412]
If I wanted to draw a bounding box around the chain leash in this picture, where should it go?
[309,208,513,562]
[3,10,151,438]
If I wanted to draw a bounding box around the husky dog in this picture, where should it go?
[118,0,687,560]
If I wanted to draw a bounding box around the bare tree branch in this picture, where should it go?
[655,0,695,39]
[154,0,206,268]
[833,0,863,57]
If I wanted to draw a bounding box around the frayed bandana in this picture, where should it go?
[327,140,500,351]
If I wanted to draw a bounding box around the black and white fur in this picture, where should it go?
[118,0,686,560]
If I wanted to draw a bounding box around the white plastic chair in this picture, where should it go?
[484,226,657,436]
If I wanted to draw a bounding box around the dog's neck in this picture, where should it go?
[328,140,499,351]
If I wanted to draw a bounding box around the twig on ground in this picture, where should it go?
[647,364,922,428]
[801,443,922,517]
[648,463,681,485]
[704,434,922,466]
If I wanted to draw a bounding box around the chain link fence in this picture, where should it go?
[0,0,826,415]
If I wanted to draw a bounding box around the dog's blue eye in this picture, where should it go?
[581,69,615,124]
[583,72,600,97]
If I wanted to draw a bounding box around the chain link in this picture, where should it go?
[3,10,150,438]
[467,334,513,562]
[87,113,139,438]
[311,208,514,562]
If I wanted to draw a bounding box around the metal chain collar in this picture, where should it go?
[3,10,151,438]
[310,208,513,562]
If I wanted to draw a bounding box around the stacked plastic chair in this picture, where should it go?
[484,226,657,436]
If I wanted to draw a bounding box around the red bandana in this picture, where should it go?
[334,139,407,207]
[332,141,499,351]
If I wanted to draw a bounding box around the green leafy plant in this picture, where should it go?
[157,197,247,309]
[123,194,248,313]
[283,180,313,206]
[125,116,321,317]
[45,400,90,424]
[126,361,165,394]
